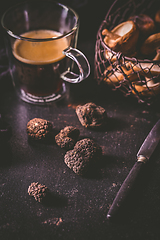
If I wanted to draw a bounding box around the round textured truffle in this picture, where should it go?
[55,126,80,150]
[28,182,49,202]
[26,118,53,140]
[64,138,102,175]
[76,102,107,128]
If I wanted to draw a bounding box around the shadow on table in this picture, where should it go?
[0,142,12,167]
[82,154,123,180]
[42,191,68,208]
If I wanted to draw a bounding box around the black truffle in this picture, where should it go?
[28,182,49,203]
[55,126,80,150]
[26,118,53,140]
[64,138,102,175]
[76,102,107,128]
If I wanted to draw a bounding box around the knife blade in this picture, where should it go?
[107,119,160,219]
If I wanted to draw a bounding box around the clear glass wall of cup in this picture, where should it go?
[1,0,90,104]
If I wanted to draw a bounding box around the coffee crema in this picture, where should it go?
[13,29,69,65]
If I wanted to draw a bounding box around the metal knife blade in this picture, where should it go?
[107,119,160,220]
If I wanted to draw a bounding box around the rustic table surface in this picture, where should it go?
[1,1,160,240]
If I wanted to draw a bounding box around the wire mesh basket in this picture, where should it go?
[94,0,160,104]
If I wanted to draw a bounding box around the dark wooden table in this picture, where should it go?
[1,1,160,239]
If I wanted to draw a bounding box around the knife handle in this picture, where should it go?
[107,161,145,219]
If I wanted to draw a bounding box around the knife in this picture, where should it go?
[107,119,160,219]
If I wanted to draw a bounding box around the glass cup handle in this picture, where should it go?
[61,47,90,83]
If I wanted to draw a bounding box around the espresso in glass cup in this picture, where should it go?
[1,0,90,104]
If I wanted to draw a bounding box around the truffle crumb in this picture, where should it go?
[64,138,102,175]
[76,102,107,128]
[26,118,53,140]
[55,126,80,150]
[28,182,49,203]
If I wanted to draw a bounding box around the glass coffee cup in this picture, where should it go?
[1,0,90,104]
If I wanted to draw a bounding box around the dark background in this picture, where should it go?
[1,1,160,240]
